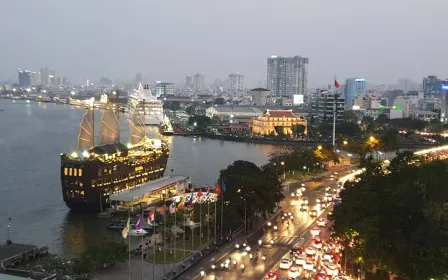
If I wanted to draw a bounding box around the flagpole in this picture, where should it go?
[214,196,217,244]
[200,195,202,247]
[141,209,144,280]
[173,205,176,274]
[152,211,156,280]
[220,189,223,240]
[163,198,167,279]
[207,198,210,242]
[128,211,131,280]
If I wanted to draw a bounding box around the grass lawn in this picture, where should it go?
[146,249,190,264]
[174,234,215,250]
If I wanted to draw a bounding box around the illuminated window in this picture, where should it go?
[64,168,68,176]
[74,168,77,176]
[79,169,82,176]
[69,168,73,176]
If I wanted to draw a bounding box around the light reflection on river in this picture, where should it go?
[0,100,287,257]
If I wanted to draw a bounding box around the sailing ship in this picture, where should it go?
[159,114,174,136]
[60,92,169,212]
[127,84,164,126]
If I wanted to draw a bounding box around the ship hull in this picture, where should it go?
[145,114,163,126]
[61,149,169,212]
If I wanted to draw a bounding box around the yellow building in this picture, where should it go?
[249,109,307,136]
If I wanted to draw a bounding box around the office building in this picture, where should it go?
[228,73,244,91]
[442,81,448,123]
[186,75,193,87]
[311,89,345,123]
[30,72,41,86]
[344,78,366,108]
[40,67,49,85]
[193,73,204,92]
[267,55,309,97]
[251,88,270,106]
[155,82,176,97]
[18,69,31,87]
[423,76,443,98]
[135,73,142,84]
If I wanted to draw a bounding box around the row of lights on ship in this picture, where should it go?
[67,143,135,159]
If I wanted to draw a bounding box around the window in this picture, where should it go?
[64,168,68,176]
[78,169,82,176]
[74,168,77,176]
[69,168,72,176]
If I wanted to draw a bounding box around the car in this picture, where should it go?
[317,218,326,227]
[305,246,316,255]
[328,210,333,216]
[313,238,323,249]
[311,226,320,236]
[323,249,333,261]
[279,258,293,269]
[316,198,321,203]
[310,210,318,217]
[265,271,280,280]
[290,246,302,256]
[300,204,308,211]
[303,260,314,271]
[291,192,295,197]
[288,266,301,278]
[326,194,333,202]
[323,262,339,276]
[325,187,331,192]
[302,197,309,205]
[295,254,306,265]
[315,271,329,280]
[320,202,327,209]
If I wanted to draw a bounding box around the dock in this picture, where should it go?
[0,243,54,279]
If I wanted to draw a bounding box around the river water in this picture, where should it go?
[0,100,284,257]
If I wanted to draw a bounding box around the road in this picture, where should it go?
[198,170,345,280]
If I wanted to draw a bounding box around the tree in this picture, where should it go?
[331,152,448,280]
[361,116,376,132]
[379,129,399,153]
[291,124,306,138]
[274,126,284,136]
[376,114,389,125]
[214,97,225,105]
[218,160,284,230]
[343,110,359,123]
[336,122,361,137]
[185,106,195,115]
[163,101,181,111]
[188,115,212,128]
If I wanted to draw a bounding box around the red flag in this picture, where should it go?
[334,79,340,88]
[197,189,203,197]
[215,183,221,195]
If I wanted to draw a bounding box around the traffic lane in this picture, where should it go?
[204,244,289,280]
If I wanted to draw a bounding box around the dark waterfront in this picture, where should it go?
[0,100,283,257]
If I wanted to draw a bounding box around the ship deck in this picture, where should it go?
[109,175,190,203]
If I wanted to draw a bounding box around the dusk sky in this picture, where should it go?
[1,0,447,87]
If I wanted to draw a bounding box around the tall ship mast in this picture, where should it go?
[60,91,169,212]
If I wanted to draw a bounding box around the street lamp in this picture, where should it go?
[369,136,375,142]
[317,145,322,150]
[280,161,285,180]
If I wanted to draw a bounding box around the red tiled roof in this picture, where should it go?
[263,109,298,118]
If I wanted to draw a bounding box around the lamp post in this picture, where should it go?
[280,161,285,180]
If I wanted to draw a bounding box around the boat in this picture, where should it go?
[159,114,174,136]
[60,92,170,212]
[128,84,164,126]
[128,229,148,236]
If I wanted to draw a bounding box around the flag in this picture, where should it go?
[147,208,155,224]
[215,183,221,195]
[121,217,130,238]
[185,194,194,208]
[159,204,166,217]
[169,202,176,214]
[334,79,340,88]
[197,189,203,198]
[221,179,227,192]
[136,214,143,230]
[177,195,185,210]
[205,187,210,197]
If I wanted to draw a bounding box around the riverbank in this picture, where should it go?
[177,133,442,149]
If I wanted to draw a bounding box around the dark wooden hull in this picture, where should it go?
[61,150,169,212]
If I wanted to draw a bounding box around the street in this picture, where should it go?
[198,169,344,280]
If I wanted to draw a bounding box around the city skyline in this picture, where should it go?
[1,0,448,87]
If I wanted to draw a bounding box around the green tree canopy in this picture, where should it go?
[331,152,448,280]
[214,97,225,105]
[188,115,212,128]
[292,124,307,137]
[185,106,195,115]
[218,160,284,230]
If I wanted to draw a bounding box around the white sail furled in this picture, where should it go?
[77,107,94,151]
[100,102,120,145]
[129,106,145,145]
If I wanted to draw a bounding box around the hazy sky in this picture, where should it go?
[1,0,447,87]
